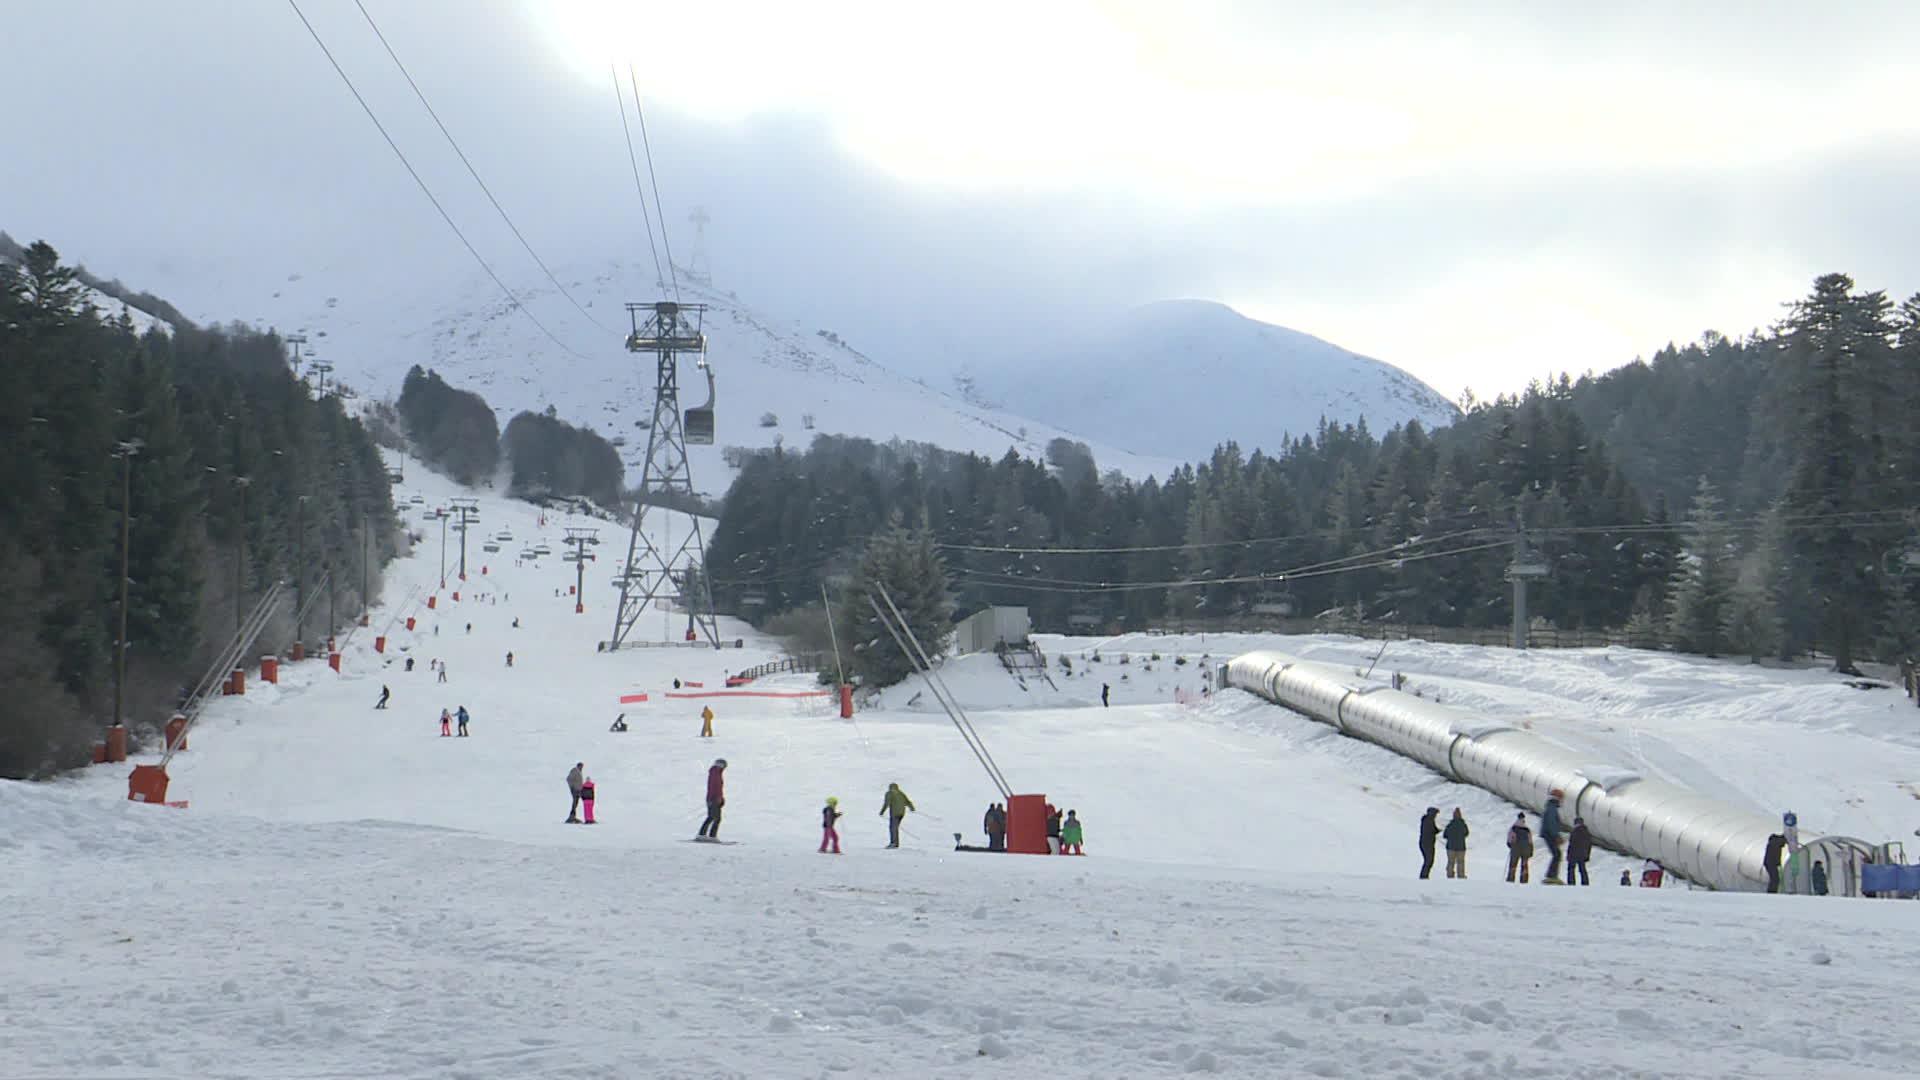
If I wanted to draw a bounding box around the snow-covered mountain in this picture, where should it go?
[200,261,1182,489]
[971,299,1460,462]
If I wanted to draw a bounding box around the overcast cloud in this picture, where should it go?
[5,1,1918,398]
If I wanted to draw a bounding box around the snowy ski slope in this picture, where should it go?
[11,460,1920,1077]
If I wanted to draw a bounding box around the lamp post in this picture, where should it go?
[111,440,143,733]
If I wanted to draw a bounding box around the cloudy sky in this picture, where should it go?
[6,0,1919,399]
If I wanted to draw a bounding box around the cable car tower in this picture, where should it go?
[605,300,720,650]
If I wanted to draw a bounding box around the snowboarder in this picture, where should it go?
[1505,813,1533,884]
[1046,803,1064,854]
[1101,683,1110,707]
[880,782,915,848]
[1417,807,1440,879]
[440,708,452,737]
[455,705,469,737]
[1062,809,1084,855]
[579,776,597,824]
[1763,832,1787,893]
[1443,808,1469,879]
[700,705,715,738]
[566,762,585,823]
[820,796,843,854]
[465,622,472,634]
[375,684,390,710]
[404,656,414,672]
[609,714,629,733]
[698,759,727,838]
[512,617,520,628]
[1566,817,1593,885]
[984,803,1006,851]
[1811,859,1829,896]
[505,651,514,668]
[1540,790,1566,884]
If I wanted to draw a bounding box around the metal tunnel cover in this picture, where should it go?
[1224,650,1780,891]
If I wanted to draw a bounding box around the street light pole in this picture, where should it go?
[112,441,141,732]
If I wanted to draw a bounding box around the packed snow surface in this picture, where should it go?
[13,459,1920,1078]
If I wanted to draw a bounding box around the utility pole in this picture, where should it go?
[311,360,334,398]
[111,440,143,733]
[1505,518,1551,650]
[449,497,480,581]
[286,333,307,372]
[296,494,312,652]
[437,508,449,588]
[563,527,599,614]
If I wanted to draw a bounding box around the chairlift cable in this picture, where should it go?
[611,65,666,293]
[629,65,681,303]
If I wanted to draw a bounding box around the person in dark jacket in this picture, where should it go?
[1566,817,1593,885]
[984,803,1007,851]
[375,684,390,710]
[1417,807,1440,879]
[579,776,597,824]
[1045,803,1064,854]
[1540,790,1566,884]
[1443,808,1470,879]
[1811,859,1829,896]
[1101,683,1111,707]
[566,762,585,823]
[819,796,842,854]
[1620,869,1633,886]
[880,783,915,848]
[1506,813,1534,883]
[698,759,727,838]
[1763,833,1787,893]
[455,705,469,737]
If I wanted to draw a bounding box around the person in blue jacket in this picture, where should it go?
[1540,790,1566,884]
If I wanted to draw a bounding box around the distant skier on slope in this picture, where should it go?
[375,684,390,710]
[455,705,469,737]
[580,776,597,824]
[1443,808,1470,879]
[700,705,715,738]
[440,708,452,737]
[1566,817,1593,885]
[566,762,585,823]
[1540,790,1566,884]
[819,796,842,854]
[1101,683,1110,707]
[880,782,915,848]
[1417,807,1440,879]
[1505,813,1533,884]
[698,759,727,839]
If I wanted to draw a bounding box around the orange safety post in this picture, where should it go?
[105,724,128,763]
[230,668,245,695]
[164,713,188,753]
[359,614,370,627]
[568,585,576,595]
[1003,793,1051,855]
[405,616,416,631]
[452,591,460,602]
[482,565,488,575]
[127,764,170,804]
[92,742,108,764]
[839,684,854,719]
[328,652,341,673]
[374,635,386,653]
[291,641,306,662]
[260,655,279,683]
[575,601,583,614]
[427,595,437,610]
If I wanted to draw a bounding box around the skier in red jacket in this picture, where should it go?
[697,759,727,839]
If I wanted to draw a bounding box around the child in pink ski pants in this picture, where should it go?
[580,779,597,824]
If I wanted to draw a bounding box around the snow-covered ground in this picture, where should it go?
[11,461,1920,1077]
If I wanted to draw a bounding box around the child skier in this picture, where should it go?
[580,776,597,824]
[820,796,843,854]
[1061,809,1084,854]
[439,708,452,737]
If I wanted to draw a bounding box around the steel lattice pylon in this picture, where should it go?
[605,301,720,650]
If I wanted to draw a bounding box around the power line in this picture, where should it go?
[352,0,612,335]
[611,65,665,291]
[950,540,1520,595]
[629,65,680,302]
[285,0,588,361]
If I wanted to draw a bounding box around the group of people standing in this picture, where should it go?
[1417,791,1593,884]
[975,802,1084,853]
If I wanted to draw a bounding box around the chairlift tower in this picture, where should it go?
[686,206,711,284]
[1505,526,1551,650]
[606,301,720,650]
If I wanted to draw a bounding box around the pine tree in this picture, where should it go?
[835,515,954,688]
[1664,478,1736,655]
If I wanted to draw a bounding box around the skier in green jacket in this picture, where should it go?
[1061,809,1085,854]
[880,783,915,848]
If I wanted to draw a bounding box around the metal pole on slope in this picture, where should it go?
[112,440,141,733]
[822,582,847,687]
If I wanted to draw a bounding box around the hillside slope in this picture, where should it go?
[973,299,1460,461]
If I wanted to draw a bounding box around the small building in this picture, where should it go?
[955,606,1031,655]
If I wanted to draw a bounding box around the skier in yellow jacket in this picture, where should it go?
[879,782,915,848]
[699,705,714,738]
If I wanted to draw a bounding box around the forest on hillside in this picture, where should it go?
[710,274,1920,673]
[0,242,399,778]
